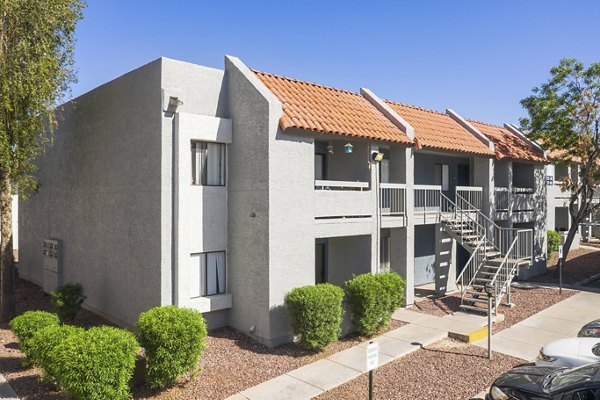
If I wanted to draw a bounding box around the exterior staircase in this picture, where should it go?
[437,193,533,315]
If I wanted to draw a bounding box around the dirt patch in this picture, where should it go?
[0,279,406,400]
[530,247,600,285]
[411,287,575,332]
[316,338,524,400]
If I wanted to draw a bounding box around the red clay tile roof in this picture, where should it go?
[384,101,494,157]
[468,120,546,163]
[253,71,412,144]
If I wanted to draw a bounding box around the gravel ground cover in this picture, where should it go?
[531,247,600,284]
[411,287,575,332]
[0,278,405,400]
[316,338,524,400]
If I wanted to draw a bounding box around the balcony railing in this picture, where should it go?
[414,185,442,213]
[314,180,372,219]
[513,187,534,211]
[380,183,406,216]
[495,187,509,211]
[456,186,483,210]
[314,180,369,191]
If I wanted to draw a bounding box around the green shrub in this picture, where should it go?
[284,283,345,350]
[51,282,86,322]
[28,324,84,382]
[374,272,406,312]
[137,306,207,390]
[54,326,138,400]
[346,273,401,336]
[547,230,561,258]
[9,311,60,364]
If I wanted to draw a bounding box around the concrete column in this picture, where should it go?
[473,157,494,219]
[370,145,380,274]
[534,164,548,260]
[507,161,514,225]
[391,146,415,305]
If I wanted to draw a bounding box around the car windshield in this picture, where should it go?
[547,364,600,392]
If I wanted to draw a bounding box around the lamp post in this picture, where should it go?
[484,283,494,360]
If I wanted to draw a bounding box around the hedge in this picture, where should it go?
[28,324,84,382]
[547,230,561,258]
[285,283,345,350]
[345,272,405,336]
[9,311,60,364]
[53,326,139,400]
[51,282,86,322]
[137,306,207,390]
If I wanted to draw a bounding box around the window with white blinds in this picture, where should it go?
[190,251,226,297]
[191,141,226,186]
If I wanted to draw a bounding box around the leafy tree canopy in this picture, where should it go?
[0,0,85,196]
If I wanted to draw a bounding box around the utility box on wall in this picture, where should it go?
[42,239,62,293]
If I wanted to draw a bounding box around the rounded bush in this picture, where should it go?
[137,306,207,390]
[284,283,345,350]
[9,311,60,363]
[28,324,84,382]
[547,230,561,258]
[375,272,406,313]
[51,282,86,322]
[345,272,405,336]
[53,326,139,400]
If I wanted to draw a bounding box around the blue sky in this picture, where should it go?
[72,1,600,125]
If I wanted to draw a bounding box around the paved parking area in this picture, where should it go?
[474,291,600,361]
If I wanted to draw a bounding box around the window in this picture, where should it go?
[315,240,328,284]
[190,251,226,297]
[315,153,326,180]
[380,231,391,273]
[191,141,226,186]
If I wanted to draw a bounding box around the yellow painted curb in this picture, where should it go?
[465,326,489,343]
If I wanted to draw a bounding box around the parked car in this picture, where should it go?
[579,320,600,338]
[536,338,600,368]
[486,362,600,399]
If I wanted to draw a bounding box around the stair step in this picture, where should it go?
[464,297,491,304]
[459,304,489,314]
[478,271,496,276]
[473,277,493,283]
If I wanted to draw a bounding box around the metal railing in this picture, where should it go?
[314,180,369,191]
[494,187,509,211]
[380,183,406,216]
[489,234,522,313]
[414,185,442,213]
[456,237,487,297]
[456,186,483,210]
[513,187,534,194]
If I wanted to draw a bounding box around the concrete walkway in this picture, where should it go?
[0,374,18,400]
[227,309,495,400]
[473,291,600,361]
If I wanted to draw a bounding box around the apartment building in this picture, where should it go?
[19,56,547,346]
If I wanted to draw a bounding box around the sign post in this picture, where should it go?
[366,341,379,400]
[558,245,564,295]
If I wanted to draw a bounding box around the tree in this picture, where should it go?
[521,59,600,260]
[0,0,85,321]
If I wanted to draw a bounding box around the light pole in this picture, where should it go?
[484,283,494,360]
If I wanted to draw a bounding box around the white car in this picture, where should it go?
[537,338,600,368]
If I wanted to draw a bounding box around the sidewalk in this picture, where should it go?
[0,374,18,400]
[473,291,600,361]
[227,309,495,400]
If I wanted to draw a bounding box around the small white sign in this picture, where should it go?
[366,341,379,371]
[559,245,563,259]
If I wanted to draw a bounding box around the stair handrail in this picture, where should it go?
[455,193,533,260]
[456,236,487,297]
[439,193,488,242]
[489,234,520,310]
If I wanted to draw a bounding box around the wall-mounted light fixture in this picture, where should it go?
[169,96,183,108]
[372,152,384,162]
[327,141,334,154]
[344,143,353,154]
